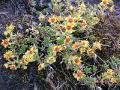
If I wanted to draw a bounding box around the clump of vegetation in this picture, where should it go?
[0,0,120,89]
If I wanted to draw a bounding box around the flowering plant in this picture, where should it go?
[1,0,120,89]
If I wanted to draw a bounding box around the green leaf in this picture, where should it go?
[9,44,16,49]
[16,45,28,55]
[84,66,92,74]
[92,66,97,72]
[43,37,52,46]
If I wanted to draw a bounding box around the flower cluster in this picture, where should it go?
[43,1,102,81]
[101,69,117,84]
[21,46,37,65]
[1,23,39,70]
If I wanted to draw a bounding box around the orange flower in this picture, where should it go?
[101,0,109,5]
[64,36,71,45]
[65,23,74,31]
[1,38,10,48]
[73,56,82,65]
[110,78,117,84]
[48,15,58,23]
[9,64,17,70]
[26,47,36,55]
[73,70,85,80]
[72,42,79,50]
[66,16,75,23]
[53,45,63,53]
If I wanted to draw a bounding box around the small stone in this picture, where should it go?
[96,86,102,90]
[18,24,24,30]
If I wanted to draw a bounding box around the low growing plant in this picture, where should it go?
[1,0,120,89]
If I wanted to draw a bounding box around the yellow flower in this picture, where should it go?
[22,54,34,65]
[106,69,114,76]
[1,38,10,48]
[6,23,15,32]
[79,40,89,48]
[38,63,45,71]
[72,42,80,50]
[87,48,96,58]
[73,70,85,80]
[48,15,58,23]
[47,56,56,64]
[92,42,102,51]
[110,77,117,84]
[80,48,86,54]
[72,56,82,65]
[102,69,114,79]
[102,69,117,83]
[53,45,63,53]
[64,36,72,45]
[5,23,15,35]
[4,50,14,61]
